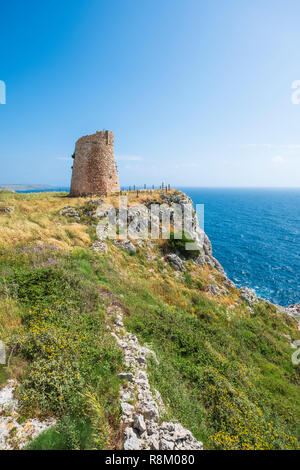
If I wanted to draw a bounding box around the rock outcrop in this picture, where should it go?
[166,253,186,271]
[113,240,137,253]
[276,303,300,324]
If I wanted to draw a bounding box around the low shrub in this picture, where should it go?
[167,231,200,258]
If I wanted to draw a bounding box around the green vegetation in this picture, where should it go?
[167,230,200,258]
[0,191,299,450]
[0,245,123,449]
[25,416,94,450]
[99,253,300,449]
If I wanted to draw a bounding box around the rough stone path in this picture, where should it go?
[107,303,203,450]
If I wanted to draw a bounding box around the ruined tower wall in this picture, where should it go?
[70,130,120,196]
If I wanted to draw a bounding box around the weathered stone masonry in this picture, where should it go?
[70,130,120,196]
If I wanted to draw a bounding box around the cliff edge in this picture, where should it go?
[0,189,299,450]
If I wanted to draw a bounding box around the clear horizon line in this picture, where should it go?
[2,184,300,190]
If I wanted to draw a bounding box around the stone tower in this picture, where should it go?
[70,130,120,196]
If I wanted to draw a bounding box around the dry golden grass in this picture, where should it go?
[218,294,239,307]
[105,234,244,323]
[103,189,176,208]
[0,192,93,249]
[107,241,216,311]
[0,296,22,336]
[0,190,175,249]
[0,189,238,311]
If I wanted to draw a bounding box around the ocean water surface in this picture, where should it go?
[17,186,300,306]
[180,188,300,307]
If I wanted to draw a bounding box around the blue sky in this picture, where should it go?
[1,0,300,187]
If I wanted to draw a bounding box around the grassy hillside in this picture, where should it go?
[0,190,299,450]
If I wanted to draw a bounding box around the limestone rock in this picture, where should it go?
[194,255,206,267]
[276,303,300,323]
[208,284,221,296]
[166,253,186,271]
[240,286,258,306]
[133,414,146,433]
[113,240,136,253]
[59,206,80,221]
[121,402,134,417]
[90,240,107,253]
[127,205,150,239]
[95,203,112,218]
[140,400,159,422]
[146,420,159,436]
[223,277,237,289]
[124,427,143,450]
[160,438,175,450]
[147,434,160,450]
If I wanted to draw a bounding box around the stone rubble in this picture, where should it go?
[59,206,80,221]
[208,284,222,296]
[91,240,107,253]
[95,202,113,219]
[109,307,203,451]
[0,380,56,450]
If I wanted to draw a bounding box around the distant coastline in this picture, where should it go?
[0,184,54,191]
[0,185,68,193]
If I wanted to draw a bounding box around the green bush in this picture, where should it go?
[183,273,193,287]
[19,357,85,415]
[201,367,298,450]
[167,231,200,258]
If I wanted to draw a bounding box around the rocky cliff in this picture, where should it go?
[0,189,299,450]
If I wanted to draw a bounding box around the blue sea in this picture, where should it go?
[180,188,300,307]
[17,187,300,306]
